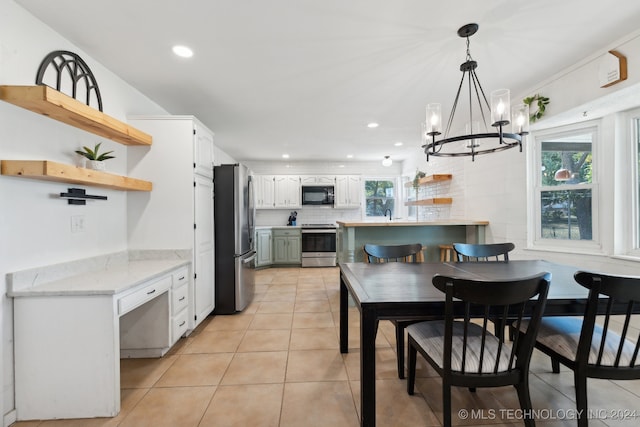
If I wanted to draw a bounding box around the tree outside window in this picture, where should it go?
[365,179,395,217]
[539,132,593,241]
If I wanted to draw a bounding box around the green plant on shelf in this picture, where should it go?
[75,142,115,161]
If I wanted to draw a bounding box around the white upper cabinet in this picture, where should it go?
[335,175,361,208]
[254,175,276,209]
[300,175,335,185]
[193,122,214,177]
[274,175,301,208]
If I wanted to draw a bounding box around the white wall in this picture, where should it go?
[403,29,640,274]
[0,1,168,423]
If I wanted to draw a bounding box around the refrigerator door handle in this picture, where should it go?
[242,252,257,264]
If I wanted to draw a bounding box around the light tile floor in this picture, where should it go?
[12,267,640,426]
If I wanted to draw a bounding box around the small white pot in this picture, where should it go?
[87,160,106,171]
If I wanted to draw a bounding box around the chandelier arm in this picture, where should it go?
[469,70,491,131]
[445,73,467,137]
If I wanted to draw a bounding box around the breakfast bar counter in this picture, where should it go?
[336,220,489,262]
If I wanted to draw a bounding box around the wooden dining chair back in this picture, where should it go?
[362,242,424,379]
[522,270,640,427]
[452,242,515,262]
[363,243,424,263]
[407,272,551,427]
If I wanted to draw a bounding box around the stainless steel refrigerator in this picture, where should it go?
[214,164,256,314]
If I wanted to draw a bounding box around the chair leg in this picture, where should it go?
[407,343,417,395]
[396,323,405,379]
[442,380,452,427]
[574,370,588,427]
[551,358,560,373]
[515,377,535,427]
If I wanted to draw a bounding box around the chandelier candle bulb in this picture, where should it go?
[491,89,510,126]
[426,104,442,134]
[512,103,530,135]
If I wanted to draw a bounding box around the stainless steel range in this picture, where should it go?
[300,224,337,267]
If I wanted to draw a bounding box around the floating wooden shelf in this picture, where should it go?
[405,198,452,206]
[1,160,152,191]
[0,85,152,146]
[404,174,452,188]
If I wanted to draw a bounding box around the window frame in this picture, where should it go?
[363,176,399,220]
[617,107,640,258]
[528,121,602,254]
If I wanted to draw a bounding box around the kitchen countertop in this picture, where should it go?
[336,220,489,227]
[7,252,190,297]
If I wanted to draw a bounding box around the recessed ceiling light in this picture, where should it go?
[346,154,354,159]
[367,122,379,128]
[394,141,403,147]
[172,45,193,58]
[282,154,290,159]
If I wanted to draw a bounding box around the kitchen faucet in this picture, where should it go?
[384,208,392,221]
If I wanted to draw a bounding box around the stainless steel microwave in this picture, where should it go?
[301,185,334,206]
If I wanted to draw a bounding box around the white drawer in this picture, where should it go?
[172,309,189,341]
[172,267,189,288]
[172,282,189,313]
[118,275,171,316]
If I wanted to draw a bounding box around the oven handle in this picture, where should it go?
[301,229,337,234]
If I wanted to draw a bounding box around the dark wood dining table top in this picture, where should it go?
[338,259,602,427]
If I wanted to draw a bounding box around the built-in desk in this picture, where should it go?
[7,253,190,421]
[336,220,489,262]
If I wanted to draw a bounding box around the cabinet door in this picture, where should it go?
[274,176,300,208]
[347,175,362,207]
[287,236,301,263]
[335,175,361,208]
[194,175,215,326]
[255,175,275,208]
[316,175,336,185]
[335,176,350,207]
[256,230,273,266]
[273,236,289,263]
[193,122,214,177]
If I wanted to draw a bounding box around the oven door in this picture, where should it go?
[301,229,336,267]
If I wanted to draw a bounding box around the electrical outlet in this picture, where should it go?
[71,215,85,233]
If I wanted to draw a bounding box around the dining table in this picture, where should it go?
[338,259,635,427]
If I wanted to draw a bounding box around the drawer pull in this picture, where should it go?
[178,296,186,302]
[178,276,185,281]
[179,321,186,327]
[147,289,156,295]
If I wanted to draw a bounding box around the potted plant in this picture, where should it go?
[75,142,115,170]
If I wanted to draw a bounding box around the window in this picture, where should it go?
[531,124,599,251]
[365,179,395,218]
[632,115,640,251]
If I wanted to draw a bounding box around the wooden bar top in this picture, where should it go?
[336,220,489,227]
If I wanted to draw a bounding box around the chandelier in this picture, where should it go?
[422,23,529,161]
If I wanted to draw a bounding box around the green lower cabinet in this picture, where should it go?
[256,229,273,267]
[272,229,301,264]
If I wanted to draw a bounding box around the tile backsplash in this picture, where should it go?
[256,207,362,226]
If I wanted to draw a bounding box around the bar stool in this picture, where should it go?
[439,244,454,262]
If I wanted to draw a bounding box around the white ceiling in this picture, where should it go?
[16,0,640,163]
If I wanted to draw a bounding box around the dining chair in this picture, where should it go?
[363,243,424,379]
[452,242,515,262]
[406,272,551,427]
[453,242,516,339]
[519,270,640,427]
